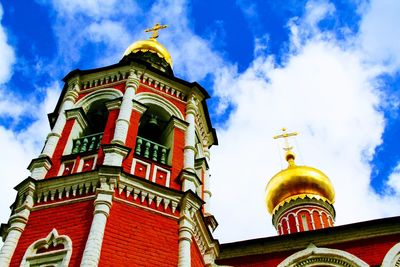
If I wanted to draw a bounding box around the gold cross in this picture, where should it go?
[273,128,298,152]
[145,23,168,40]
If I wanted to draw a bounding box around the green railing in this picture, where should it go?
[135,136,169,164]
[71,132,103,154]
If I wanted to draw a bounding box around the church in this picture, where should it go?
[0,24,399,267]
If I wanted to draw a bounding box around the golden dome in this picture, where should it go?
[265,152,335,214]
[123,39,173,67]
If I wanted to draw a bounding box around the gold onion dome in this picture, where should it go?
[123,23,172,68]
[265,130,335,214]
[123,38,173,67]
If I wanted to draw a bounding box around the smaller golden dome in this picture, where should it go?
[123,39,173,67]
[265,162,335,214]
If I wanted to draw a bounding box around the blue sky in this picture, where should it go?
[0,0,400,242]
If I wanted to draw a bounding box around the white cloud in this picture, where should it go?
[49,0,139,19]
[387,163,400,194]
[210,0,400,242]
[359,0,400,71]
[0,3,15,84]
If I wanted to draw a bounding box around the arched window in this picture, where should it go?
[135,104,171,165]
[278,244,369,267]
[20,229,72,267]
[71,99,108,155]
[382,242,400,267]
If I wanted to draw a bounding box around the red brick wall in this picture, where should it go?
[191,239,205,267]
[96,109,118,166]
[122,110,142,172]
[330,234,400,266]
[46,119,75,178]
[217,234,400,267]
[10,200,94,267]
[170,128,185,190]
[99,200,179,266]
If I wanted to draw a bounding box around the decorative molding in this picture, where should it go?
[65,107,89,130]
[273,196,335,226]
[131,158,151,180]
[102,143,131,166]
[278,243,369,267]
[81,69,131,91]
[75,88,123,112]
[166,116,189,133]
[132,99,148,114]
[117,172,181,214]
[57,159,76,177]
[105,97,122,111]
[277,205,334,233]
[77,155,98,173]
[34,172,99,204]
[134,92,184,120]
[27,156,52,180]
[20,229,72,267]
[192,211,219,265]
[141,74,187,102]
[179,170,202,192]
[152,165,171,187]
[382,242,400,267]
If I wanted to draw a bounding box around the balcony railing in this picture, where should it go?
[135,136,169,165]
[71,132,103,154]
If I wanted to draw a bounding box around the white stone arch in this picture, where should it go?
[278,244,369,267]
[20,229,72,267]
[134,92,184,120]
[75,88,123,112]
[382,242,400,267]
[61,88,123,156]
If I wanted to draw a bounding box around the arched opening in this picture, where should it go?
[135,104,172,165]
[278,244,369,267]
[85,100,109,135]
[71,99,108,155]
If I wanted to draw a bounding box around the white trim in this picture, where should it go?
[278,244,369,267]
[20,229,72,267]
[58,159,76,176]
[134,92,184,120]
[113,197,179,220]
[75,88,123,112]
[62,120,84,156]
[77,155,98,173]
[33,195,96,210]
[382,242,400,267]
[152,165,171,187]
[131,158,151,180]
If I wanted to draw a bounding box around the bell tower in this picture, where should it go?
[265,128,336,235]
[0,24,219,266]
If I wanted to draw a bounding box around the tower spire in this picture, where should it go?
[273,127,298,167]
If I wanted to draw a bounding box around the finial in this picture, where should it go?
[145,23,168,40]
[273,128,298,167]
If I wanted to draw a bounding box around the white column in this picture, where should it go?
[40,82,79,159]
[111,70,139,145]
[80,191,112,266]
[203,148,211,213]
[178,209,194,267]
[0,194,34,266]
[182,96,198,192]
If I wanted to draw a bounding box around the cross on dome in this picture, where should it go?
[273,128,298,166]
[145,23,168,40]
